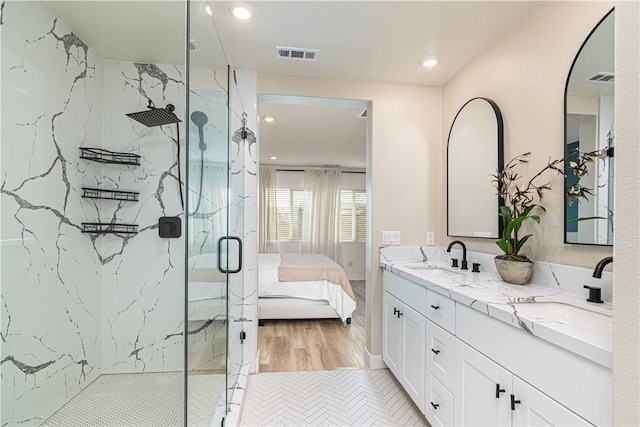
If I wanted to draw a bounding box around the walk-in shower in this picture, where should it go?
[0,1,244,426]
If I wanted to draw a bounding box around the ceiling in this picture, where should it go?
[258,96,367,169]
[210,1,537,87]
[42,1,541,169]
[567,10,614,97]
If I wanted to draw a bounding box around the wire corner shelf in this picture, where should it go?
[82,223,138,234]
[79,147,141,165]
[82,187,139,202]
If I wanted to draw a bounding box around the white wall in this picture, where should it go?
[440,1,639,423]
[441,1,614,268]
[613,0,640,424]
[258,75,442,357]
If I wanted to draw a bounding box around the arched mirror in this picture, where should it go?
[447,97,504,238]
[564,9,614,246]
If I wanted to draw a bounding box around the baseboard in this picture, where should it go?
[364,347,387,370]
[254,350,260,374]
[348,273,366,281]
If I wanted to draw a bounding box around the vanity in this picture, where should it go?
[380,246,612,427]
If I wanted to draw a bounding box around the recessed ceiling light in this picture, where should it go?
[422,56,439,68]
[269,156,277,160]
[205,5,213,17]
[231,3,252,20]
[263,116,275,123]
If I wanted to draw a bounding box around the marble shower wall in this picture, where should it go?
[1,2,104,424]
[1,2,193,423]
[99,60,186,373]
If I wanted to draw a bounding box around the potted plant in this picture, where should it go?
[492,151,597,284]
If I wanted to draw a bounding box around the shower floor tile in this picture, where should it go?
[42,372,225,427]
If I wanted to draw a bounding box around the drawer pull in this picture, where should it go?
[393,307,398,316]
[495,383,505,398]
[431,305,440,310]
[397,310,403,318]
[431,348,441,355]
[510,394,521,410]
[430,402,440,410]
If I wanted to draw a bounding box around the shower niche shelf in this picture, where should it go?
[82,187,139,202]
[79,147,141,165]
[82,223,138,234]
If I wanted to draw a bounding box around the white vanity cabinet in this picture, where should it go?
[381,267,611,426]
[455,340,591,426]
[382,271,426,412]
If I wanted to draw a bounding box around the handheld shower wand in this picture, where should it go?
[189,111,210,215]
[190,111,208,152]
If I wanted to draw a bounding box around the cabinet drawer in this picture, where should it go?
[425,371,454,427]
[427,321,455,391]
[427,289,455,333]
[383,270,427,313]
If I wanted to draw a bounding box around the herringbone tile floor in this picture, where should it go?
[240,369,427,427]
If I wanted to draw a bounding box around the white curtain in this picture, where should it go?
[302,168,342,263]
[259,167,278,253]
[188,162,227,255]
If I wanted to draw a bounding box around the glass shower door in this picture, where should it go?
[185,1,240,426]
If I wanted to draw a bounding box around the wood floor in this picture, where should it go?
[258,280,367,372]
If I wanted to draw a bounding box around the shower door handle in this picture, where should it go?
[217,236,243,274]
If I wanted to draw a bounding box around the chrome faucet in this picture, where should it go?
[592,256,613,278]
[446,240,468,270]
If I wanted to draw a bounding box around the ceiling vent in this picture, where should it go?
[587,72,614,83]
[276,46,319,61]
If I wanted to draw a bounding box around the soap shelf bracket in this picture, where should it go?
[82,187,139,202]
[82,223,138,234]
[79,147,141,165]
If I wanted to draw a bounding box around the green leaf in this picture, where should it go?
[496,240,509,254]
[499,206,512,239]
[567,216,607,223]
[515,234,532,254]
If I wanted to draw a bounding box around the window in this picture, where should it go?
[275,188,311,241]
[340,190,367,242]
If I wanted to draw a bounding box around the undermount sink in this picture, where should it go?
[402,263,462,274]
[511,301,611,350]
[512,301,611,320]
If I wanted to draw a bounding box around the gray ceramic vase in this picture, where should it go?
[494,256,534,285]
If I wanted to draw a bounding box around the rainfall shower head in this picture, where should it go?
[126,100,182,127]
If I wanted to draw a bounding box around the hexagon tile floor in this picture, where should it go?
[42,372,225,427]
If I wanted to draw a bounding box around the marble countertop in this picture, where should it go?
[380,259,613,369]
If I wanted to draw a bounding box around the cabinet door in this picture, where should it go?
[511,376,592,426]
[401,303,425,411]
[428,321,456,391]
[383,291,402,376]
[454,339,511,427]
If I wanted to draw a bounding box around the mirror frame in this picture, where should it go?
[447,97,504,239]
[563,8,614,247]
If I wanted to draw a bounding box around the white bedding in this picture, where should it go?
[258,253,356,321]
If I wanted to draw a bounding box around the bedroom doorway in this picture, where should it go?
[256,95,368,373]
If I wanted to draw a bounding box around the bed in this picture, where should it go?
[258,253,357,325]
